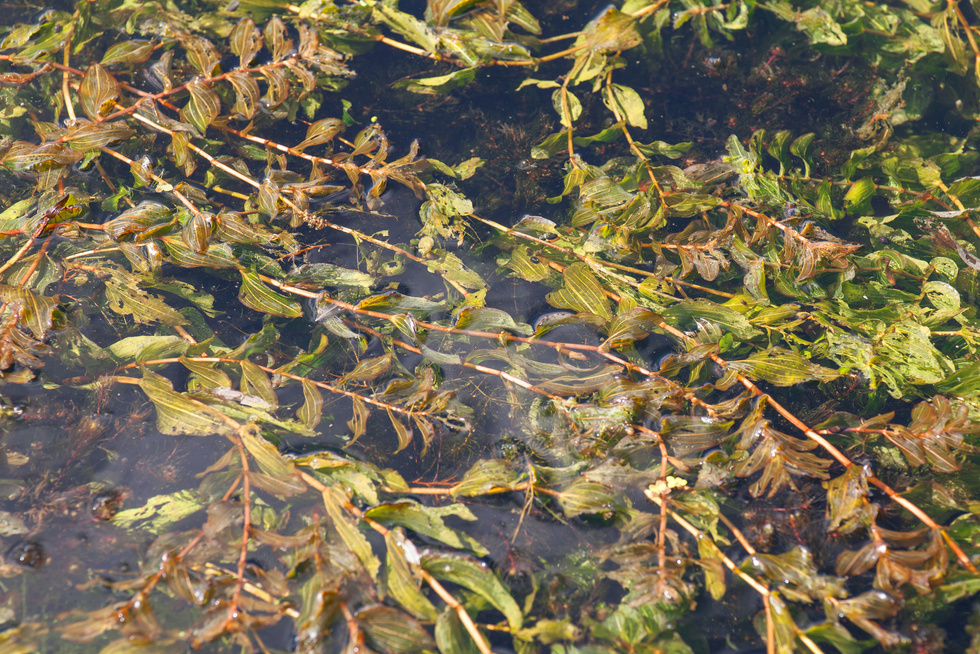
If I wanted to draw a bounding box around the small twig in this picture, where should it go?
[62,26,77,122]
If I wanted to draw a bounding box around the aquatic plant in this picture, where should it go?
[3,0,980,652]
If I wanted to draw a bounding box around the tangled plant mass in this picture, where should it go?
[4,0,980,652]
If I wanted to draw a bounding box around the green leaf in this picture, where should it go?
[229,18,261,68]
[240,359,278,408]
[181,78,220,135]
[767,130,793,175]
[824,465,870,534]
[557,478,617,517]
[662,299,762,341]
[61,121,135,153]
[603,307,663,350]
[181,34,220,75]
[181,356,233,390]
[435,608,482,654]
[0,285,58,338]
[294,117,346,153]
[452,459,524,497]
[322,485,381,580]
[454,307,532,335]
[382,527,440,620]
[388,408,413,453]
[425,251,487,290]
[546,263,612,321]
[697,535,727,600]
[724,348,839,387]
[795,7,847,46]
[633,139,693,159]
[100,40,155,67]
[108,335,188,363]
[356,291,443,315]
[285,262,375,289]
[342,352,393,383]
[365,501,488,556]
[573,6,641,54]
[553,88,582,128]
[111,489,205,534]
[603,84,647,130]
[424,183,474,217]
[790,133,816,178]
[357,605,435,654]
[370,3,437,52]
[78,63,119,120]
[420,552,523,631]
[395,67,477,95]
[103,262,190,326]
[816,179,842,220]
[844,177,877,211]
[139,369,229,436]
[239,421,293,476]
[804,622,872,654]
[297,378,323,429]
[226,71,260,119]
[2,141,81,172]
[238,269,303,318]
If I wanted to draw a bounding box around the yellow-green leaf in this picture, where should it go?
[139,368,228,436]
[238,269,303,318]
[101,40,155,67]
[78,63,119,120]
[388,408,413,453]
[297,378,323,429]
[181,78,220,135]
[322,485,380,580]
[546,263,612,321]
[603,83,647,130]
[226,71,260,119]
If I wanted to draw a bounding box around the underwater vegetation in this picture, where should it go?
[5,0,980,652]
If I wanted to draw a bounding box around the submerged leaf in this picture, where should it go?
[139,369,228,436]
[238,269,303,318]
